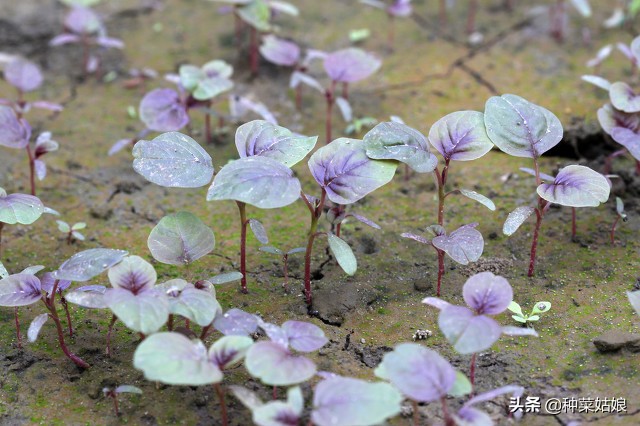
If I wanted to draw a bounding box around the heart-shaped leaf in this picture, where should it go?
[168,285,222,326]
[139,88,189,132]
[374,343,456,402]
[104,288,169,334]
[0,192,44,225]
[438,305,502,354]
[208,335,253,370]
[282,321,328,352]
[27,313,49,342]
[207,157,301,209]
[537,165,610,207]
[610,82,640,113]
[610,127,640,161]
[235,120,317,167]
[597,103,640,135]
[148,212,215,265]
[503,206,536,236]
[323,48,381,83]
[0,106,31,149]
[364,122,437,173]
[134,332,223,385]
[108,255,157,294]
[259,35,301,66]
[65,286,107,309]
[54,248,128,282]
[312,376,402,426]
[214,308,260,335]
[238,0,271,31]
[432,224,483,265]
[484,94,563,158]
[428,111,494,161]
[462,272,512,315]
[245,341,316,386]
[133,132,214,188]
[4,59,43,93]
[0,274,42,306]
[180,62,234,101]
[309,138,397,204]
[327,233,357,275]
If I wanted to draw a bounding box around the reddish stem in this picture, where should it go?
[325,81,336,144]
[14,307,22,349]
[439,0,447,30]
[466,0,477,34]
[250,27,259,76]
[469,353,477,387]
[283,254,290,293]
[335,222,342,238]
[60,295,74,337]
[404,163,411,182]
[436,249,445,297]
[113,394,120,416]
[295,85,303,110]
[214,384,228,426]
[272,385,277,400]
[528,207,544,277]
[106,314,117,357]
[387,14,395,48]
[412,400,419,426]
[200,324,212,340]
[611,216,621,245]
[25,145,36,196]
[303,190,326,305]
[571,207,577,240]
[441,397,454,426]
[342,82,348,101]
[237,202,249,293]
[167,314,174,331]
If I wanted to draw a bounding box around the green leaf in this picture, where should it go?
[507,301,524,317]
[511,315,527,323]
[448,371,472,397]
[531,301,551,315]
[148,212,215,265]
[104,288,169,334]
[327,233,357,275]
[238,0,271,31]
[459,189,496,211]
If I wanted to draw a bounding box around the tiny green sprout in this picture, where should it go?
[611,197,628,245]
[345,117,377,135]
[259,246,305,293]
[508,301,551,326]
[103,385,142,416]
[127,105,137,119]
[349,28,371,43]
[57,220,86,245]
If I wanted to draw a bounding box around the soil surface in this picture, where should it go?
[1,0,640,425]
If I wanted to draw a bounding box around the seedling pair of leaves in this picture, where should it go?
[57,220,86,244]
[611,197,628,244]
[1,58,63,115]
[508,300,551,326]
[0,107,60,195]
[484,94,609,276]
[50,5,124,77]
[424,272,538,386]
[362,114,495,296]
[102,385,142,416]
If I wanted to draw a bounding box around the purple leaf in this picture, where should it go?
[208,335,253,370]
[4,59,43,93]
[259,35,300,66]
[0,191,44,225]
[312,376,402,426]
[235,120,317,167]
[503,206,536,236]
[335,97,352,122]
[229,95,278,124]
[248,219,269,244]
[0,274,42,306]
[597,103,640,135]
[462,272,513,315]
[327,233,357,275]
[458,189,495,211]
[104,288,169,334]
[400,232,430,244]
[438,305,502,354]
[53,248,128,282]
[139,88,189,132]
[581,75,611,91]
[610,127,640,161]
[65,6,102,35]
[65,286,107,309]
[207,157,301,209]
[463,384,524,408]
[214,308,260,336]
[27,313,49,342]
[324,48,381,83]
[484,94,563,159]
[40,272,71,295]
[428,111,493,161]
[108,255,157,294]
[114,385,142,395]
[585,45,611,68]
[259,321,289,349]
[34,132,59,157]
[289,71,324,93]
[49,34,81,46]
[31,101,64,112]
[0,106,31,149]
[245,341,316,386]
[168,284,221,326]
[309,138,397,204]
[537,165,610,207]
[148,212,215,265]
[282,320,328,352]
[364,121,437,173]
[519,167,555,182]
[422,297,451,310]
[209,272,244,285]
[95,36,124,49]
[432,224,484,265]
[347,213,381,229]
[610,82,640,113]
[108,138,133,156]
[133,132,214,188]
[374,343,456,402]
[388,0,412,16]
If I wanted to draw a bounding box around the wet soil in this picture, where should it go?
[1,0,640,425]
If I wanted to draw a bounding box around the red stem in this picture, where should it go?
[528,206,544,277]
[250,27,259,76]
[113,394,120,416]
[106,314,117,357]
[295,85,303,110]
[303,190,326,305]
[571,207,577,240]
[466,0,477,34]
[342,82,348,101]
[441,397,454,426]
[283,254,289,293]
[167,314,174,331]
[60,295,74,337]
[611,216,621,245]
[469,353,477,388]
[26,145,36,196]
[439,0,447,30]
[325,81,336,144]
[214,384,228,426]
[205,104,212,144]
[412,400,419,426]
[272,385,277,400]
[436,249,445,297]
[335,222,342,238]
[237,202,249,293]
[14,307,22,349]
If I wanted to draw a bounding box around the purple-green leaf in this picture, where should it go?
[104,288,169,334]
[503,206,536,236]
[139,88,189,132]
[168,284,222,326]
[259,35,300,66]
[374,343,456,402]
[0,191,43,225]
[432,224,484,265]
[610,82,640,113]
[327,233,357,275]
[0,106,31,149]
[312,376,402,426]
[214,308,260,336]
[282,320,328,352]
[245,341,316,386]
[438,305,502,354]
[4,59,43,93]
[628,291,640,316]
[133,132,214,188]
[462,272,512,315]
[428,111,493,161]
[610,127,640,161]
[537,165,610,207]
[27,313,49,342]
[108,255,157,294]
[364,122,437,173]
[0,274,42,306]
[54,248,128,282]
[484,94,563,158]
[248,219,269,244]
[148,212,215,265]
[309,138,397,204]
[207,157,301,209]
[324,48,381,83]
[235,120,317,167]
[208,335,253,370]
